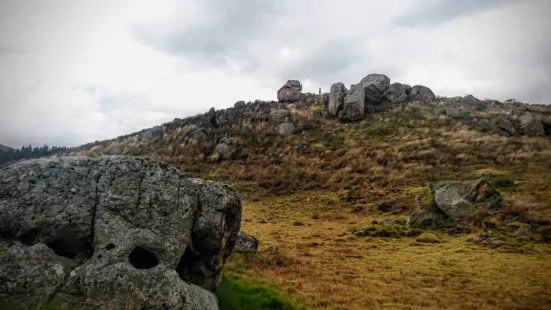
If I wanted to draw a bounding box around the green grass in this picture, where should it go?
[217,273,297,310]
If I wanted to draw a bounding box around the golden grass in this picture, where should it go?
[230,192,551,310]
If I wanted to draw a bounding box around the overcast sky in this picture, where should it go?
[1,0,550,148]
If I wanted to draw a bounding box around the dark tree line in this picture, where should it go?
[0,144,68,166]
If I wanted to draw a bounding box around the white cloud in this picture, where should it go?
[0,0,549,148]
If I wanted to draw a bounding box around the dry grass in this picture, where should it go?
[230,192,551,310]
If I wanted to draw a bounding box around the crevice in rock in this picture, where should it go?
[128,246,159,269]
[19,228,40,245]
[46,236,94,260]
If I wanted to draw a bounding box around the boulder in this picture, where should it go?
[234,101,246,109]
[519,112,545,136]
[409,179,501,229]
[339,84,365,121]
[141,126,164,141]
[445,107,471,119]
[461,95,487,110]
[213,136,239,159]
[0,156,242,309]
[359,74,390,105]
[276,122,295,136]
[277,80,302,103]
[498,118,516,136]
[271,109,291,124]
[542,120,551,136]
[187,128,208,144]
[384,83,410,104]
[233,231,259,253]
[327,82,347,117]
[408,85,436,102]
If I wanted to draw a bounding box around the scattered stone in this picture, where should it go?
[233,231,259,253]
[277,122,295,136]
[277,80,302,103]
[0,156,242,309]
[213,136,239,158]
[408,85,436,102]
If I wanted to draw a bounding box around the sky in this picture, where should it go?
[0,0,550,148]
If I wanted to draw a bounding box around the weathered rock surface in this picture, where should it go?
[409,179,501,229]
[233,231,259,253]
[384,83,410,103]
[340,84,365,121]
[327,82,347,117]
[277,80,302,103]
[276,122,295,136]
[408,85,436,102]
[519,112,545,136]
[187,128,208,144]
[359,74,390,105]
[0,156,242,309]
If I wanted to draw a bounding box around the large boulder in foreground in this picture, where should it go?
[277,80,302,103]
[409,179,501,229]
[0,156,242,310]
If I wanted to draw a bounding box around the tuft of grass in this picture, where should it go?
[217,273,297,310]
[416,232,441,243]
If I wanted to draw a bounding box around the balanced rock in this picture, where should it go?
[0,156,242,309]
[277,80,302,103]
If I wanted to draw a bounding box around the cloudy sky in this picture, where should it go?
[0,0,550,148]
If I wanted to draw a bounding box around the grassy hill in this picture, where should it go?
[0,144,13,153]
[58,95,551,309]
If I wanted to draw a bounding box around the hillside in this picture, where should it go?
[0,144,13,153]
[49,74,551,309]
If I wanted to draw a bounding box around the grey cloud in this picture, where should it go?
[395,0,518,28]
[134,0,279,70]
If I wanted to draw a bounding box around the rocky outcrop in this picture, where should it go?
[359,74,390,105]
[0,156,242,309]
[277,80,302,103]
[384,83,410,104]
[409,179,501,229]
[213,136,239,159]
[519,112,545,136]
[327,82,347,117]
[233,231,259,253]
[340,84,365,121]
[408,85,436,102]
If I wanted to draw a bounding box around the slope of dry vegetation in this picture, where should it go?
[71,99,551,309]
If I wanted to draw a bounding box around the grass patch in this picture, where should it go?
[415,232,441,243]
[353,223,423,238]
[217,273,297,310]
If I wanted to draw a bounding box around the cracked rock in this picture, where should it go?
[0,155,242,310]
